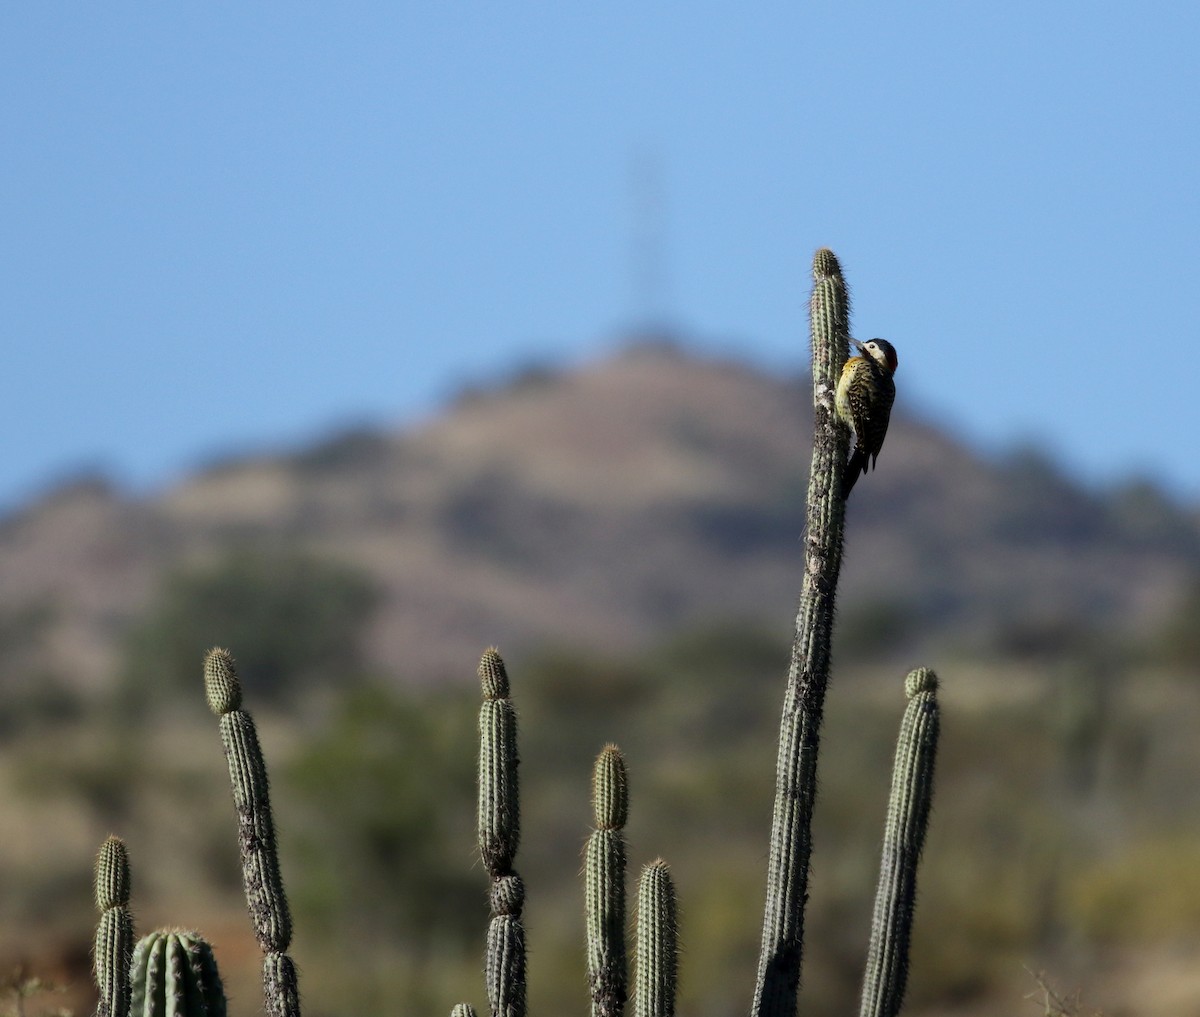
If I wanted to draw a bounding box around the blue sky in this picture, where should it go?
[3,4,1198,510]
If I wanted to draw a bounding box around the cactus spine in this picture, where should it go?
[752,248,852,1017]
[204,648,299,1017]
[129,930,226,1017]
[858,669,940,1017]
[93,835,134,1017]
[586,744,630,1017]
[477,648,526,1017]
[634,860,677,1017]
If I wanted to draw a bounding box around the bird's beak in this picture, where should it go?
[850,339,865,354]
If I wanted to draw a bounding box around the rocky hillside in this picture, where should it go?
[1,342,1195,693]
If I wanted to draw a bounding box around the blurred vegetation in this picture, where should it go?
[120,548,380,707]
[1155,574,1200,669]
[0,969,73,1017]
[832,598,920,663]
[0,603,81,743]
[5,605,1200,1016]
[283,684,481,1013]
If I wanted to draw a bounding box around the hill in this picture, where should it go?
[0,341,1194,694]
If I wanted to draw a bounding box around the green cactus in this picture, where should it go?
[93,835,134,1017]
[451,1006,480,1017]
[477,648,526,1017]
[478,647,520,875]
[129,930,226,1017]
[485,874,527,1017]
[263,953,300,1017]
[858,669,940,1017]
[586,744,629,1017]
[204,647,299,1017]
[752,248,852,1017]
[634,860,677,1017]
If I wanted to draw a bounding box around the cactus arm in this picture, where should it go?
[478,648,520,875]
[586,745,630,1017]
[204,648,300,1017]
[634,860,677,1017]
[477,648,527,1017]
[93,835,135,1017]
[858,669,940,1017]
[751,248,852,1017]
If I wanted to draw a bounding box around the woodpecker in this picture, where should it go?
[836,338,898,498]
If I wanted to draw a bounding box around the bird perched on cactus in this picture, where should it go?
[836,338,898,498]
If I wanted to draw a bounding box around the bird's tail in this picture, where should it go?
[843,447,868,498]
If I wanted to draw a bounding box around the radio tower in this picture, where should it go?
[628,146,674,342]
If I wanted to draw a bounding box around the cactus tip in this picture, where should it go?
[204,647,242,715]
[97,833,126,862]
[478,647,510,700]
[95,835,131,911]
[905,668,938,698]
[592,744,629,830]
[813,247,842,279]
[641,858,675,895]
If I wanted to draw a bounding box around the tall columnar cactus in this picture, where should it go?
[858,669,940,1017]
[752,248,852,1017]
[129,930,226,1017]
[586,744,630,1017]
[93,835,134,1017]
[634,860,677,1017]
[477,648,526,1017]
[204,648,299,1017]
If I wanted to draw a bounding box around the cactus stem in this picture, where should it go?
[205,647,299,1017]
[752,248,852,1017]
[586,745,630,1017]
[93,836,134,1017]
[634,860,677,1017]
[477,649,527,1017]
[858,669,940,1017]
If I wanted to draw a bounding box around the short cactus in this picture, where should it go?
[93,835,134,1017]
[586,744,630,1017]
[205,648,299,1017]
[858,669,940,1017]
[634,860,677,1017]
[129,930,226,1017]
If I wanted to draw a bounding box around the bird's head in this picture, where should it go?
[854,338,898,374]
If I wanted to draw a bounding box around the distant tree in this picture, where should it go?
[121,548,380,705]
